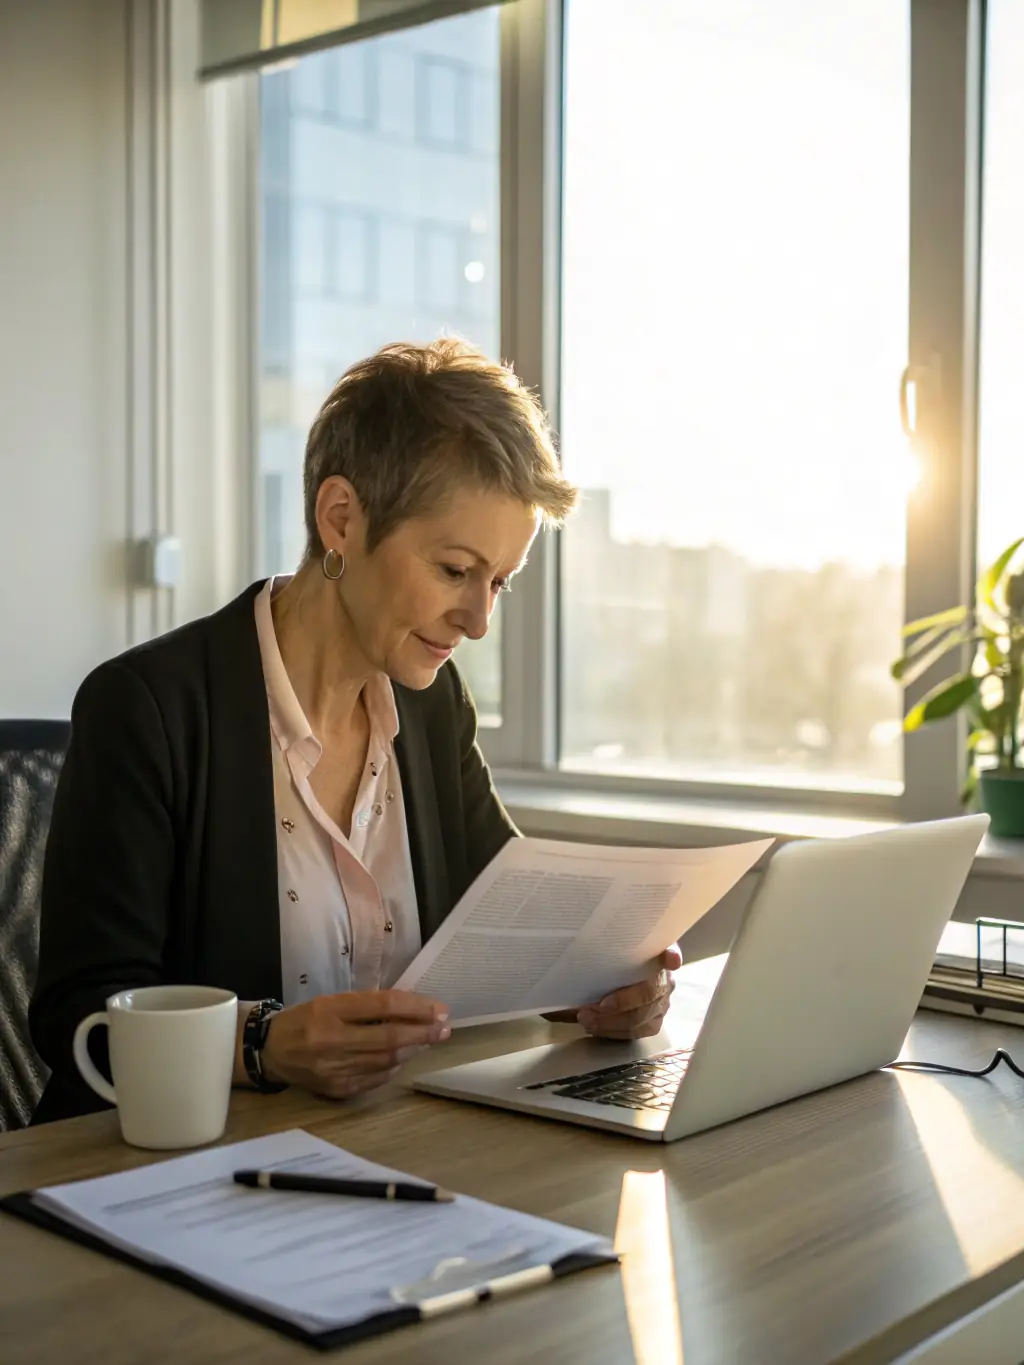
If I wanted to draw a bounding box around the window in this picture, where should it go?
[291,46,378,129]
[328,45,379,129]
[294,203,328,297]
[293,204,375,302]
[416,222,462,313]
[977,0,1024,570]
[242,0,992,815]
[417,57,472,150]
[326,208,377,303]
[258,10,502,716]
[291,49,332,118]
[559,0,910,796]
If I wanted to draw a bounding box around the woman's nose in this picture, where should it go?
[460,604,490,641]
[451,590,491,642]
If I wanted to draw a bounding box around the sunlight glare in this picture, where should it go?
[900,440,925,497]
[614,1169,684,1365]
[897,1070,1024,1274]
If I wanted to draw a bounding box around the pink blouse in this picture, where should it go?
[254,578,421,1006]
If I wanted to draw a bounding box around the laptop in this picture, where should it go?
[411,815,990,1142]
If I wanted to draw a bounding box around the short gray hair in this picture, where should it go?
[303,338,578,556]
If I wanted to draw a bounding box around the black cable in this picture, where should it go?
[890,1048,1024,1080]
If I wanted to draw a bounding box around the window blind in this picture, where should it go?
[200,0,511,78]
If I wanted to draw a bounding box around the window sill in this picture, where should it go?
[496,778,1024,882]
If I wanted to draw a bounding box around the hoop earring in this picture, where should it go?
[322,548,346,581]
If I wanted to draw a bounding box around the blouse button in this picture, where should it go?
[281,817,295,833]
[370,761,379,777]
[341,945,350,956]
[287,889,299,903]
[384,919,394,933]
[385,790,395,804]
[299,972,308,985]
[372,802,384,816]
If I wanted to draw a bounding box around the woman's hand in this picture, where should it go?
[550,945,682,1041]
[256,990,451,1100]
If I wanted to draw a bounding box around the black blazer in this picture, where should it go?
[29,582,517,1123]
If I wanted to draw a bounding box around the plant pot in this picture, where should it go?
[978,769,1024,839]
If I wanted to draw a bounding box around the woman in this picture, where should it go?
[30,339,679,1123]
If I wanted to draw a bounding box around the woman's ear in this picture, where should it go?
[316,476,365,555]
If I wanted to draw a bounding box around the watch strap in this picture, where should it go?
[242,999,288,1093]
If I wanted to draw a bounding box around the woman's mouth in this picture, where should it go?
[414,634,457,662]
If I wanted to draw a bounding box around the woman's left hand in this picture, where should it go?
[574,944,682,1040]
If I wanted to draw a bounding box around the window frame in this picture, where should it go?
[232,0,988,823]
[491,0,987,826]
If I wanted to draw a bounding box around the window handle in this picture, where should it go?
[899,365,916,437]
[900,354,942,438]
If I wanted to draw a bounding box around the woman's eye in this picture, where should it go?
[441,564,510,592]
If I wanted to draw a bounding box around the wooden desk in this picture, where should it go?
[3,1009,1024,1365]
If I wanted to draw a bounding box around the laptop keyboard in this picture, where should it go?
[520,1047,693,1113]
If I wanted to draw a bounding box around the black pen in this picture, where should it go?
[233,1170,455,1202]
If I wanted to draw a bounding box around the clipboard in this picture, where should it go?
[0,1190,616,1352]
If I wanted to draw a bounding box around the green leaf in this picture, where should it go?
[903,621,957,658]
[977,600,1011,637]
[985,636,1006,670]
[892,621,964,678]
[904,672,979,732]
[965,693,1007,745]
[979,537,1024,611]
[967,728,993,751]
[893,628,971,688]
[901,604,968,639]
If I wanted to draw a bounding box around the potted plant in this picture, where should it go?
[891,536,1024,838]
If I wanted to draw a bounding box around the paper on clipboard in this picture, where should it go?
[29,1129,615,1335]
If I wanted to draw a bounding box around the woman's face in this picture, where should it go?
[332,484,540,689]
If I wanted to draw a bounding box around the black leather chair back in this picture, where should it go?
[0,720,70,1129]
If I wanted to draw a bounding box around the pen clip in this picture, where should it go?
[389,1244,533,1304]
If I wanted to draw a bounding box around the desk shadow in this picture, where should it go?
[615,1068,990,1365]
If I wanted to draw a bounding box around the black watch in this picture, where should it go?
[242,999,288,1093]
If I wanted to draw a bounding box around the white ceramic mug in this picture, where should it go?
[73,985,237,1149]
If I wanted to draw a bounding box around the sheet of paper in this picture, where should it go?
[32,1129,613,1334]
[396,835,772,1024]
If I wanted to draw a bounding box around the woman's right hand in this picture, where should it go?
[257,990,451,1099]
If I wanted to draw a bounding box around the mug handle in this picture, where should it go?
[72,1012,118,1105]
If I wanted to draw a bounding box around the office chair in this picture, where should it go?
[0,719,70,1129]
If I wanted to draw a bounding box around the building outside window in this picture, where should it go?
[258,9,502,722]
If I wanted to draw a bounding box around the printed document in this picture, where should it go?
[396,835,772,1023]
[32,1129,614,1334]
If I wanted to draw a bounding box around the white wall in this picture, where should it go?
[0,0,248,719]
[0,0,131,717]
